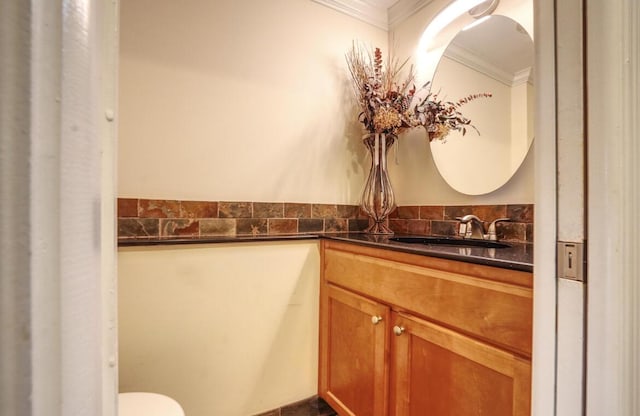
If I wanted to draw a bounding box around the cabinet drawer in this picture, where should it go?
[323,244,533,357]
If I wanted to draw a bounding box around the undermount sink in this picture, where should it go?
[389,236,511,249]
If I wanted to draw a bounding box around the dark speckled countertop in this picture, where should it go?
[118,233,533,272]
[322,233,533,272]
[117,233,319,246]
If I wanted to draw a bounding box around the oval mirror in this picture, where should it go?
[430,15,534,195]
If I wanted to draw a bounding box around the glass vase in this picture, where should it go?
[360,133,396,234]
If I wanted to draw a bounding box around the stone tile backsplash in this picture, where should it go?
[388,204,534,242]
[118,198,368,240]
[117,198,533,243]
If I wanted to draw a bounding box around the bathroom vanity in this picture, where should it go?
[318,238,533,416]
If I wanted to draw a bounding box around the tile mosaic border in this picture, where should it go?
[118,198,534,243]
[117,198,368,239]
[388,204,534,242]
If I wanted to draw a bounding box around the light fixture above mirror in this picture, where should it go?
[418,0,506,53]
[468,0,500,18]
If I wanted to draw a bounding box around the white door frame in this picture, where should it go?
[585,0,640,415]
[531,0,559,414]
[0,1,118,415]
[534,1,640,415]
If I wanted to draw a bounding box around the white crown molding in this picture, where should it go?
[311,0,433,31]
[445,43,531,87]
[311,0,389,30]
[513,67,534,86]
[388,0,434,29]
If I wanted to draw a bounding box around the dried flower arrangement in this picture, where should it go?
[415,90,494,141]
[345,42,492,142]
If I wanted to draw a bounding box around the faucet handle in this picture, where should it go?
[456,215,485,239]
[456,214,482,223]
[455,215,473,237]
[487,218,511,240]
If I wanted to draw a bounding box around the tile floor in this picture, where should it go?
[255,396,337,416]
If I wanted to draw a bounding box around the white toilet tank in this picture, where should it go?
[119,392,185,416]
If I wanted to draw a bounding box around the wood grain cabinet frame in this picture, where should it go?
[390,312,531,416]
[319,284,390,415]
[319,240,533,416]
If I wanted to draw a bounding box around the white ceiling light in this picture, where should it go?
[418,0,488,50]
[468,0,500,18]
[462,15,491,31]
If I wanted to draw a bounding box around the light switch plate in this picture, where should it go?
[557,241,585,282]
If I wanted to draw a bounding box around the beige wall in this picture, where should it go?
[117,3,384,413]
[118,241,320,416]
[118,0,387,203]
[119,0,534,205]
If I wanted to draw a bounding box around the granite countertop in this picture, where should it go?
[321,233,533,272]
[118,233,533,272]
[117,233,319,246]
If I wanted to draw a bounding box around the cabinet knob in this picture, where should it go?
[371,316,383,325]
[393,325,405,336]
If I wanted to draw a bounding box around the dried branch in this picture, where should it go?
[345,42,491,140]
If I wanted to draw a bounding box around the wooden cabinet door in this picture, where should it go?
[319,284,390,416]
[390,312,531,416]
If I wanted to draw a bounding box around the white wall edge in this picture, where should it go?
[556,279,585,415]
[99,0,119,414]
[0,1,37,414]
[619,4,640,415]
[586,0,640,414]
[554,0,586,412]
[531,0,558,414]
[30,2,63,415]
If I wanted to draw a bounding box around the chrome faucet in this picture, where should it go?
[486,218,510,241]
[456,215,511,240]
[456,215,486,239]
